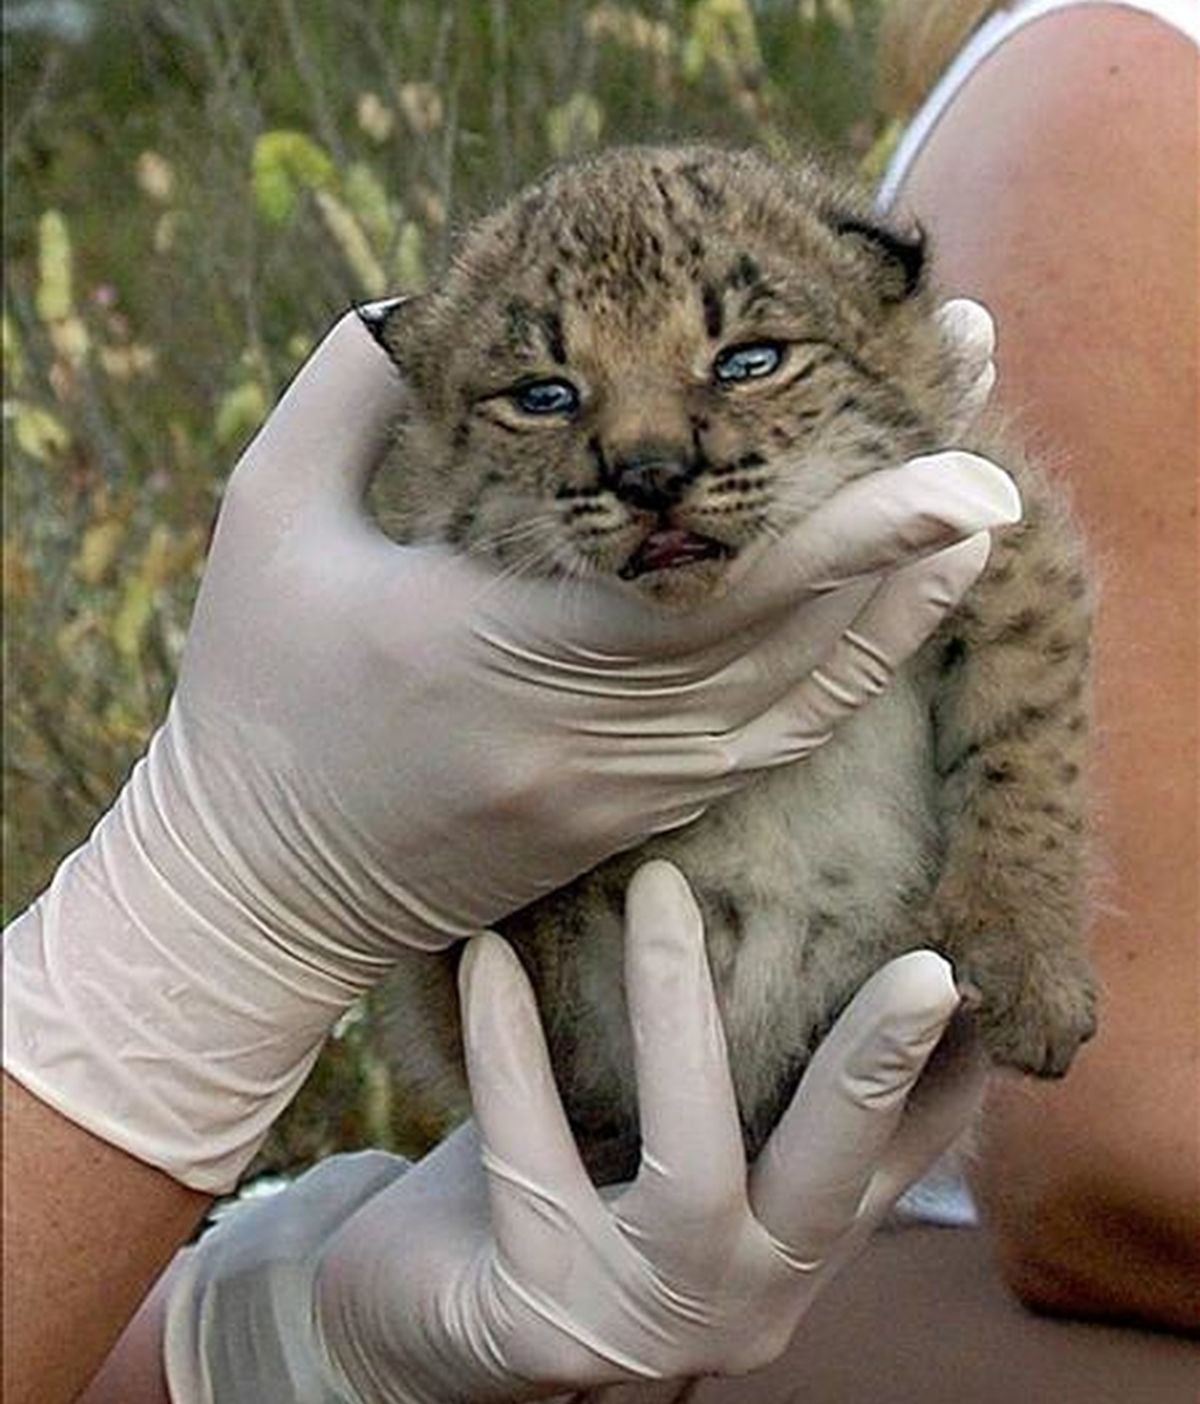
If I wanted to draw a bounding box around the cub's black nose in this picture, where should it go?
[605,443,695,511]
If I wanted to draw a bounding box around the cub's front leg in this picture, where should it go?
[922,463,1097,1077]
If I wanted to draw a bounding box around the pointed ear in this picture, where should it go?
[357,294,427,378]
[828,214,927,303]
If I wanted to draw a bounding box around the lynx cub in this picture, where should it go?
[371,145,1096,1179]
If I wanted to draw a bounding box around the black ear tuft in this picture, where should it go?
[830,215,927,302]
[357,295,423,373]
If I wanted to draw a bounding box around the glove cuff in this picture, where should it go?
[2,721,364,1192]
[164,1153,409,1403]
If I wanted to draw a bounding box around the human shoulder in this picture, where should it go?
[893,1,1196,403]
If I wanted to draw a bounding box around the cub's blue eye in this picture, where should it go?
[511,379,580,415]
[713,342,785,384]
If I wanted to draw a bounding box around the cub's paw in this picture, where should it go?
[955,943,1098,1079]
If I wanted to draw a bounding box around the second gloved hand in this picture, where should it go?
[164,862,987,1403]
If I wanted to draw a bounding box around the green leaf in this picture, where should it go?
[684,0,763,85]
[214,380,268,448]
[343,163,394,248]
[681,32,706,82]
[139,524,179,591]
[102,695,153,745]
[49,315,90,366]
[75,517,128,586]
[252,131,336,226]
[315,191,387,297]
[36,211,74,322]
[546,92,604,159]
[393,221,425,292]
[111,575,155,659]
[2,311,25,389]
[253,162,296,224]
[9,401,71,463]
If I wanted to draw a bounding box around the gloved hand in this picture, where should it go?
[3,305,1012,1191]
[163,862,987,1404]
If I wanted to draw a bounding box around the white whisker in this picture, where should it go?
[463,513,562,563]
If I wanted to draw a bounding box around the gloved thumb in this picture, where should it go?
[224,310,406,528]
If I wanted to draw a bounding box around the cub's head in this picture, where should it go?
[374,144,967,607]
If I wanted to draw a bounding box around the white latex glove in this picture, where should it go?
[935,296,996,435]
[2,305,1013,1191]
[163,862,987,1404]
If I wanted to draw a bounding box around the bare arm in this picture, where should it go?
[2,1075,208,1404]
[894,6,1200,1330]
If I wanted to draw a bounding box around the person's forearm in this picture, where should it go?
[892,7,1200,1329]
[974,1076,1200,1333]
[2,1075,209,1404]
[75,1253,183,1404]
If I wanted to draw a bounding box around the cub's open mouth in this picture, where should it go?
[619,528,732,580]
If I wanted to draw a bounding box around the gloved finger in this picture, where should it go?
[855,1010,989,1230]
[616,864,745,1240]
[657,529,985,750]
[458,932,597,1260]
[565,530,972,805]
[665,578,876,739]
[725,533,992,772]
[949,362,997,437]
[708,452,1019,634]
[736,536,988,771]
[749,951,959,1269]
[226,310,406,523]
[935,298,996,377]
[936,299,997,436]
[611,530,988,795]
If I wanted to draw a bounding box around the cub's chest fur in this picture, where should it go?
[509,671,940,1176]
[370,143,1097,1179]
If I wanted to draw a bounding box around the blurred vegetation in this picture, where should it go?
[3,0,893,1174]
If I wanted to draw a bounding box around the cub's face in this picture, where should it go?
[376,146,960,608]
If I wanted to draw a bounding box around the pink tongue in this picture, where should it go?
[638,529,717,571]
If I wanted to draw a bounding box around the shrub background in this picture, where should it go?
[4,0,893,1172]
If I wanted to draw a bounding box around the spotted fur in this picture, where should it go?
[372,146,1096,1180]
